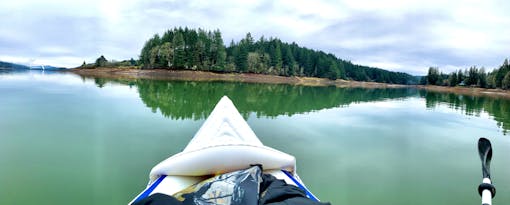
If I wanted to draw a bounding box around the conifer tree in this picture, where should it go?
[172,32,186,69]
[213,30,226,71]
[503,72,510,89]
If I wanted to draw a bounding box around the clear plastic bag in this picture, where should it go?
[173,166,262,205]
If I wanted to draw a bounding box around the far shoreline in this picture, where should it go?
[416,85,510,99]
[64,67,510,99]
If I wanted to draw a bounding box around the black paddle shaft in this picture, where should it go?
[478,138,493,179]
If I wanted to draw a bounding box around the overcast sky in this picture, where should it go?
[1,0,509,75]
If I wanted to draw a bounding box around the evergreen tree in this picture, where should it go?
[487,71,497,88]
[466,66,479,86]
[448,71,458,86]
[282,46,296,76]
[194,39,205,70]
[95,55,108,67]
[326,59,339,80]
[478,67,487,88]
[172,32,186,69]
[303,52,314,76]
[236,44,248,72]
[212,30,226,71]
[159,42,173,68]
[149,46,160,68]
[186,30,199,69]
[337,62,346,79]
[457,70,464,85]
[272,42,283,74]
[427,67,440,85]
[503,72,510,90]
[198,30,212,70]
[243,32,254,51]
[495,59,510,88]
[140,34,161,68]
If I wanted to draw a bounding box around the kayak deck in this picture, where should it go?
[130,96,318,204]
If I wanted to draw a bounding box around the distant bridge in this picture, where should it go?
[29,64,46,70]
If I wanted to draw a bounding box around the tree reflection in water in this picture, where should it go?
[90,78,510,135]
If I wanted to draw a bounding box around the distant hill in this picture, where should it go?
[0,61,66,71]
[0,61,30,70]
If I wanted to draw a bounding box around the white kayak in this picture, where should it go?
[130,96,318,204]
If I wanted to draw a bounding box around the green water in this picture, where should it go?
[0,71,509,205]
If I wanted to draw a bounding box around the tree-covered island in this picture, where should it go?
[80,27,417,85]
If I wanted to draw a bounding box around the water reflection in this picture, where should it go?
[91,78,416,119]
[421,90,510,135]
[2,71,509,205]
[87,77,510,134]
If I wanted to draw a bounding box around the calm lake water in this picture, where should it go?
[0,71,509,205]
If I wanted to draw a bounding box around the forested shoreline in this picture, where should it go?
[137,27,416,84]
[423,59,510,89]
[80,27,510,88]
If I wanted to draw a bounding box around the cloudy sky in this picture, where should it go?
[1,0,509,75]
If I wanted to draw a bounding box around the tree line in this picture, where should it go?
[81,55,137,68]
[139,27,416,84]
[423,59,510,89]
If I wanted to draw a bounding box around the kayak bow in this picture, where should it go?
[130,96,318,204]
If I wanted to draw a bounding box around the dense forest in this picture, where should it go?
[138,27,416,84]
[423,59,510,89]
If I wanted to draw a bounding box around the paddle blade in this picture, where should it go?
[478,138,493,179]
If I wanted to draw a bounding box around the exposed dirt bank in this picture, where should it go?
[417,85,510,99]
[65,67,510,99]
[66,67,407,88]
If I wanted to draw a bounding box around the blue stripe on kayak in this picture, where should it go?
[132,175,166,203]
[281,170,319,201]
